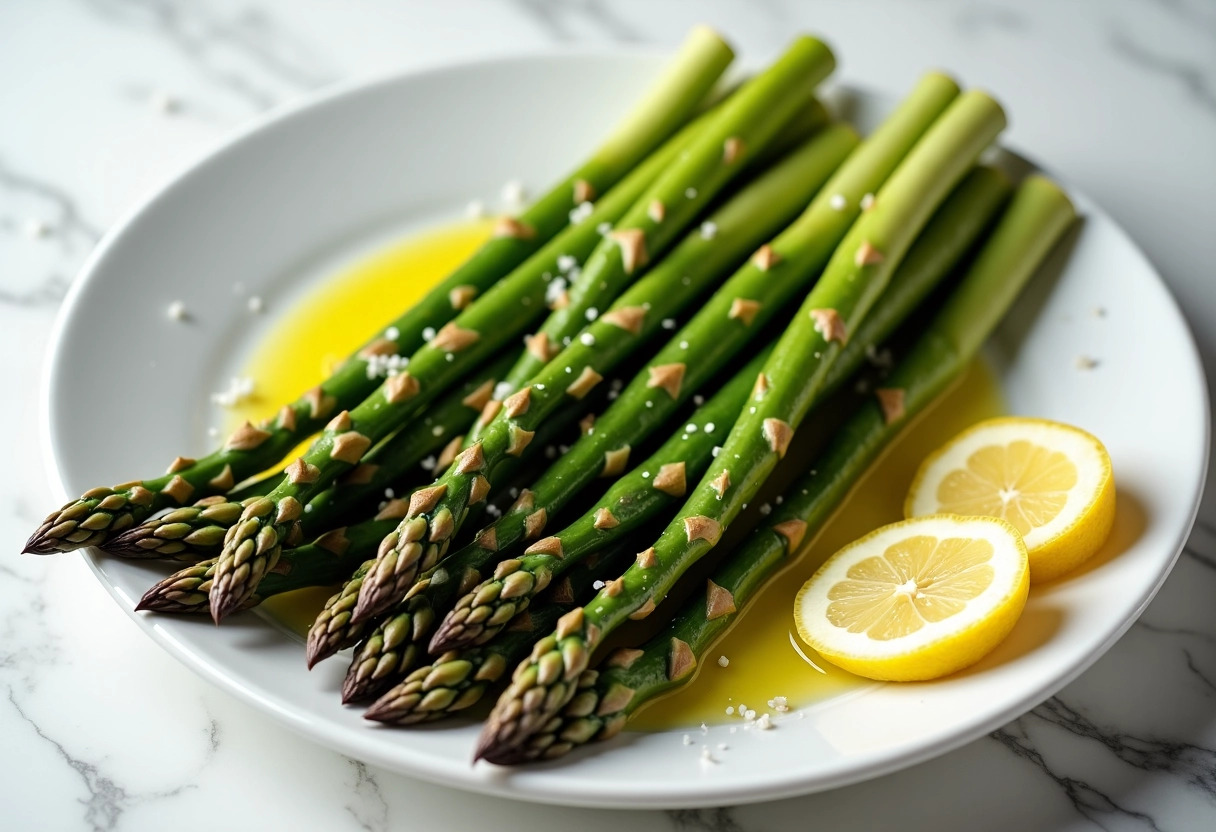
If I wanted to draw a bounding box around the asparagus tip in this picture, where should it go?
[425,622,463,655]
[208,587,244,624]
[305,627,341,669]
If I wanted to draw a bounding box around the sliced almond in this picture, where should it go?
[566,366,603,399]
[772,519,808,553]
[431,322,480,353]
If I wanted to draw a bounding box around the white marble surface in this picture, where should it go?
[2,1,1215,829]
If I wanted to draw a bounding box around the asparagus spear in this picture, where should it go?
[483,37,835,398]
[431,164,1012,652]
[302,385,602,665]
[137,510,402,614]
[474,89,1008,761]
[107,351,518,560]
[349,541,634,706]
[139,412,566,616]
[202,71,736,623]
[24,28,733,556]
[342,71,963,662]
[352,115,858,625]
[501,175,1077,762]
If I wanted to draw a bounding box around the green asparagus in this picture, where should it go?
[484,37,835,397]
[348,541,634,705]
[203,66,734,623]
[24,28,732,556]
[431,164,1012,652]
[474,88,1008,761]
[107,351,519,560]
[343,70,963,668]
[351,114,857,624]
[498,174,1076,762]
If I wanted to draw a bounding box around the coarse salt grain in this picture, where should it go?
[685,187,698,199]
[756,713,773,730]
[585,307,598,321]
[593,580,605,590]
[422,326,436,341]
[661,318,677,330]
[693,395,704,406]
[580,332,596,346]
[829,193,847,211]
[544,277,568,306]
[860,193,876,211]
[432,426,444,436]
[247,295,264,313]
[210,377,255,407]
[700,221,718,240]
[166,300,187,321]
[679,340,689,350]
[597,221,612,236]
[420,455,436,471]
[683,734,694,746]
[726,706,735,715]
[385,326,400,340]
[501,180,526,207]
[557,254,578,273]
[569,201,594,224]
[718,655,729,667]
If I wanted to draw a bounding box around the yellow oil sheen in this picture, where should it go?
[229,220,492,636]
[631,360,1005,730]
[233,219,1005,726]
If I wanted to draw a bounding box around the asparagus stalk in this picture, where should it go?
[349,541,634,706]
[341,71,963,665]
[503,175,1077,762]
[202,73,732,623]
[431,164,1012,652]
[24,29,733,556]
[107,351,519,560]
[139,412,566,616]
[351,118,859,625]
[431,349,772,653]
[474,89,1008,761]
[302,385,600,665]
[486,37,835,396]
[137,511,400,614]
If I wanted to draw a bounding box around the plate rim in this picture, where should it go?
[39,50,1211,808]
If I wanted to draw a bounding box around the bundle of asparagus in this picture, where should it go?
[25,27,1081,770]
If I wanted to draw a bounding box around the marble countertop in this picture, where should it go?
[3,1,1215,829]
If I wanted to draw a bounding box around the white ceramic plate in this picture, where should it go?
[42,53,1208,808]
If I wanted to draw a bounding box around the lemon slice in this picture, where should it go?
[905,417,1115,583]
[794,515,1028,681]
